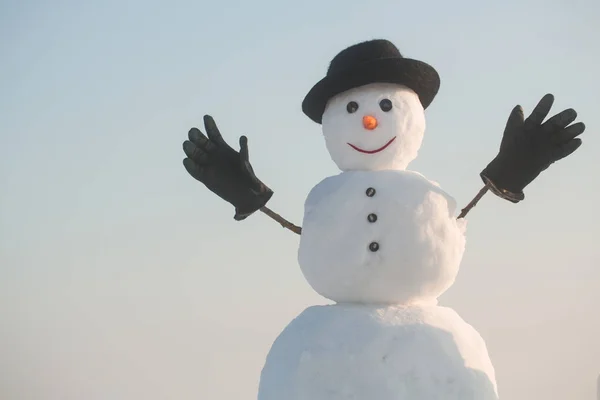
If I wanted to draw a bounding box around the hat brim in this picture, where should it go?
[302,57,440,124]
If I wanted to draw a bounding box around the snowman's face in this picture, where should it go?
[321,83,426,171]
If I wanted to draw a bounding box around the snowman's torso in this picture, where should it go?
[298,170,467,304]
[257,304,498,400]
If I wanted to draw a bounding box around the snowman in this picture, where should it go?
[182,39,586,399]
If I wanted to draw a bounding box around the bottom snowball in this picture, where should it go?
[258,303,498,400]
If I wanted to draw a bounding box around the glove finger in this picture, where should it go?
[552,138,582,162]
[189,127,216,152]
[506,105,525,129]
[183,140,211,164]
[551,122,585,144]
[542,108,577,133]
[183,158,207,182]
[204,115,234,152]
[525,93,554,126]
[500,105,524,150]
[239,136,249,163]
[238,136,263,190]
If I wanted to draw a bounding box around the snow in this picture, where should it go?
[322,83,426,172]
[258,303,498,400]
[298,169,466,304]
[262,81,492,399]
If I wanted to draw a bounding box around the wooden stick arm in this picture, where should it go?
[457,183,491,219]
[260,206,302,235]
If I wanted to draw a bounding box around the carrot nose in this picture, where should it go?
[362,115,378,130]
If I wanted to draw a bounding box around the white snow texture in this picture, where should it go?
[298,169,466,304]
[258,304,498,400]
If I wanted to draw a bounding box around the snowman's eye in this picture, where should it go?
[379,99,392,112]
[346,101,359,114]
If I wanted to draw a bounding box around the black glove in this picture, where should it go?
[182,115,273,220]
[480,93,586,203]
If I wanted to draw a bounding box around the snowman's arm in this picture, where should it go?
[457,183,491,219]
[260,206,302,235]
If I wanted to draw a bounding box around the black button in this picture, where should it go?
[369,242,379,252]
[366,187,376,197]
[367,213,377,223]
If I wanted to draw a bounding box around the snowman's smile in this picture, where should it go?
[347,137,397,154]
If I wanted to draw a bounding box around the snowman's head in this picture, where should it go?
[321,83,426,171]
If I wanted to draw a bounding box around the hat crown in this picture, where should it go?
[302,38,439,124]
[327,39,402,76]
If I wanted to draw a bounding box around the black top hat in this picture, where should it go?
[302,39,440,124]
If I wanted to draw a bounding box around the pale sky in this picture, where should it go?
[1,0,599,399]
